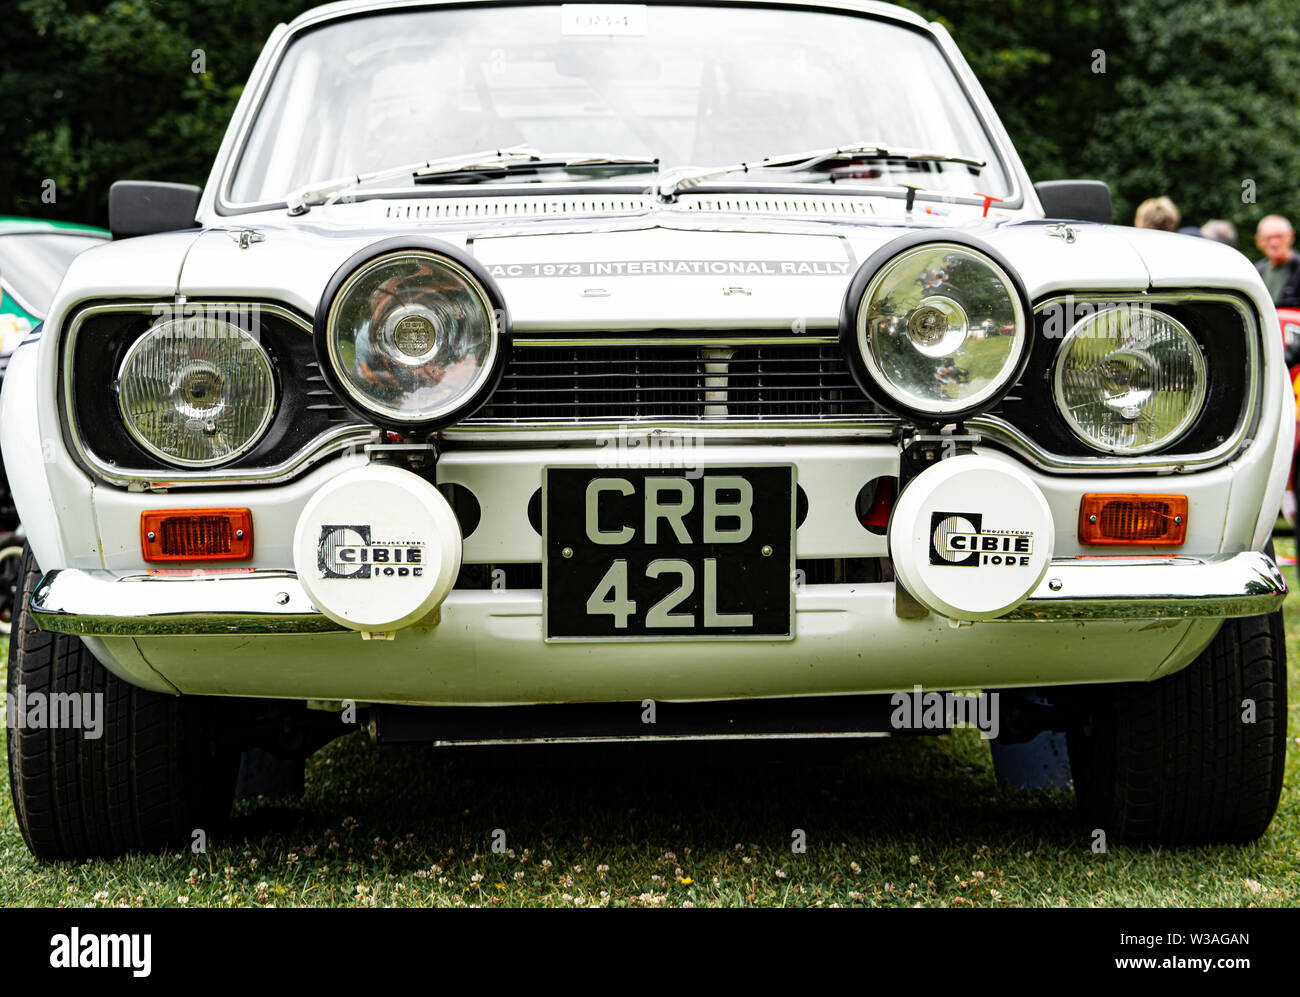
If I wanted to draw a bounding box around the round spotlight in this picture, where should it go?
[840,234,1031,423]
[315,238,510,432]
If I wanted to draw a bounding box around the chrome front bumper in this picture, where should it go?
[28,552,1288,637]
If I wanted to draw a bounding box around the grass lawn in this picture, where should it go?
[1,541,1297,908]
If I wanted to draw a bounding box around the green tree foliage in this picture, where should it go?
[4,0,1300,254]
[0,0,315,222]
[902,0,1300,250]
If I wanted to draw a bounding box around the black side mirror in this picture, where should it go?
[1034,180,1113,224]
[108,181,202,239]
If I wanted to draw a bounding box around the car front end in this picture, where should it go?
[4,0,1291,856]
[14,224,1289,703]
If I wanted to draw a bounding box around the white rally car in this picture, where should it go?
[4,0,1292,859]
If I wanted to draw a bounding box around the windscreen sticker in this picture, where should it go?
[485,259,853,279]
[561,5,648,35]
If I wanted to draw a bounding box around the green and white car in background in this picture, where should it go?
[0,216,108,351]
[2,0,1292,859]
[0,217,107,631]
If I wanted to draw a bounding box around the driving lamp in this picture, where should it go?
[116,316,276,467]
[315,240,508,431]
[1053,307,1206,454]
[842,237,1030,422]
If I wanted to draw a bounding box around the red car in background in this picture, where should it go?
[1280,307,1300,523]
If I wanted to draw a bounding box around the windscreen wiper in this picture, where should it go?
[414,152,659,185]
[285,146,658,214]
[654,141,986,203]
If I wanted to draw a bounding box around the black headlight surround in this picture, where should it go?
[991,295,1253,459]
[838,230,1034,425]
[312,236,512,435]
[64,301,354,475]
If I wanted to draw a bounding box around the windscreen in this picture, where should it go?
[227,4,1009,204]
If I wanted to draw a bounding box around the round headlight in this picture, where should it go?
[843,238,1030,421]
[116,316,276,467]
[317,242,507,431]
[1053,307,1206,454]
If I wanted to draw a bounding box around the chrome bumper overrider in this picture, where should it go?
[30,570,345,636]
[28,552,1287,637]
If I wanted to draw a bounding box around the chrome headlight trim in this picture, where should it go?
[314,238,510,433]
[840,233,1032,423]
[1051,306,1208,455]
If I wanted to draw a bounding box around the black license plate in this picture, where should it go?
[543,465,795,641]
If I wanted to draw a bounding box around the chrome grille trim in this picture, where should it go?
[442,421,896,445]
[452,292,1263,476]
[61,291,1264,488]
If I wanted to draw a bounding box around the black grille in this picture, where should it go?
[472,342,871,422]
[305,361,352,422]
[726,345,868,418]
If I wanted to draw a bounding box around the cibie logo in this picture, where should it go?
[317,525,426,580]
[928,512,1034,568]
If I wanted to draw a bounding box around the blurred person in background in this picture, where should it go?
[1134,196,1180,230]
[1255,214,1300,307]
[1201,219,1237,247]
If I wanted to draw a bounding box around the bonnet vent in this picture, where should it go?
[383,196,654,221]
[379,193,878,222]
[680,195,877,218]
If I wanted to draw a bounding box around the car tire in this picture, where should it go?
[0,531,26,635]
[5,545,239,860]
[1068,605,1287,845]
